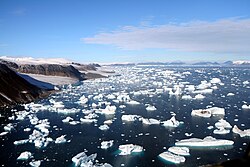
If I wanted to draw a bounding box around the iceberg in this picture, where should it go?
[17,151,32,160]
[55,135,67,144]
[168,146,190,156]
[4,123,14,132]
[158,151,185,164]
[182,95,192,100]
[121,115,142,122]
[118,144,143,155]
[101,140,114,149]
[80,118,97,123]
[126,100,140,105]
[99,124,109,131]
[101,105,117,115]
[142,118,161,125]
[14,139,29,145]
[232,125,250,137]
[161,116,182,127]
[175,136,234,147]
[0,131,8,136]
[78,95,88,104]
[194,94,205,99]
[145,105,157,111]
[191,107,225,118]
[29,160,41,167]
[71,151,112,167]
[242,104,250,109]
[62,116,74,123]
[227,93,235,96]
[210,78,222,84]
[215,119,232,129]
[213,127,230,134]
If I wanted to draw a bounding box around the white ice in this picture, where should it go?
[158,151,185,164]
[55,135,67,144]
[175,136,234,147]
[29,160,41,167]
[232,125,250,137]
[99,124,109,131]
[145,105,157,111]
[162,116,182,128]
[101,140,114,149]
[168,146,190,156]
[118,144,143,155]
[17,151,32,160]
[242,104,250,109]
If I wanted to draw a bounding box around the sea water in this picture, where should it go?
[0,66,250,167]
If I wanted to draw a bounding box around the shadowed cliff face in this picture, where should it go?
[0,64,49,107]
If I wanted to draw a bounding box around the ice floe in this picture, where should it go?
[101,140,114,149]
[55,135,68,144]
[29,160,41,167]
[142,118,161,125]
[162,116,183,128]
[191,107,225,118]
[99,124,109,131]
[175,136,234,147]
[168,146,190,156]
[242,104,250,109]
[72,151,112,167]
[145,105,157,111]
[118,144,144,155]
[232,125,250,137]
[17,151,32,160]
[158,151,185,164]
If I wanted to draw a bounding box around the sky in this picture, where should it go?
[0,0,250,63]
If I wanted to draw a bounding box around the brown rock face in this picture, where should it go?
[0,64,48,107]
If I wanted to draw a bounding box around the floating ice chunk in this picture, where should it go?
[107,94,116,100]
[121,115,142,122]
[14,139,29,145]
[118,144,143,155]
[72,151,112,167]
[62,116,74,123]
[209,107,225,115]
[243,80,249,85]
[29,160,41,167]
[194,94,205,99]
[52,101,65,108]
[69,121,80,125]
[17,151,32,160]
[193,89,213,94]
[232,125,250,137]
[227,93,235,96]
[99,124,109,131]
[101,140,114,149]
[242,104,250,109]
[142,118,161,125]
[0,131,8,136]
[215,119,232,129]
[101,105,117,115]
[182,95,192,100]
[57,108,81,114]
[185,133,193,137]
[145,105,157,111]
[126,100,140,105]
[162,116,182,127]
[207,126,214,130]
[104,120,113,124]
[78,95,88,104]
[191,107,225,118]
[191,109,211,118]
[213,127,230,134]
[210,78,222,84]
[55,135,67,144]
[80,118,97,123]
[4,123,14,132]
[175,136,234,147]
[158,151,185,164]
[24,128,31,132]
[168,146,190,156]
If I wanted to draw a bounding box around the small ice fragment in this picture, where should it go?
[29,160,41,167]
[17,151,32,160]
[126,100,140,105]
[0,131,8,136]
[242,104,250,109]
[118,144,143,155]
[55,135,67,144]
[210,78,221,84]
[101,140,114,149]
[215,119,232,129]
[194,94,205,99]
[213,127,230,134]
[14,139,29,145]
[99,124,109,131]
[162,116,182,127]
[227,93,235,96]
[4,123,14,132]
[146,105,157,111]
[185,133,193,137]
[158,151,185,164]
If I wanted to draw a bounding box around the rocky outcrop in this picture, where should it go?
[0,59,85,81]
[0,64,50,107]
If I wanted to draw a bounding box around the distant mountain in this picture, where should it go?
[223,61,233,65]
[233,60,250,65]
[0,64,50,107]
[192,61,220,66]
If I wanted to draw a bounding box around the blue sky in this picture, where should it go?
[0,0,250,63]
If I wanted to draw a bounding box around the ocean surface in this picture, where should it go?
[0,66,250,167]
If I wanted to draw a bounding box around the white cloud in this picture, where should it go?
[82,18,250,54]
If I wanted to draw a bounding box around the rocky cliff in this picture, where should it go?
[0,59,85,81]
[0,64,50,107]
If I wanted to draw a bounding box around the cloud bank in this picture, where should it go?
[82,18,250,54]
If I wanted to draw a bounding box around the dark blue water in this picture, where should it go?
[0,66,250,167]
